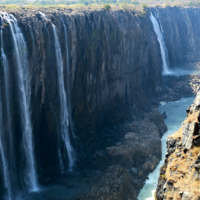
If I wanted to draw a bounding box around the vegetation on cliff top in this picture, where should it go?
[2,0,200,10]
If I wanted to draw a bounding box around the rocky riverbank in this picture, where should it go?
[72,108,167,200]
[159,74,200,102]
[155,91,200,200]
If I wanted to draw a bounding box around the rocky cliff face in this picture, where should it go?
[0,7,163,176]
[156,7,200,67]
[1,5,200,200]
[156,92,200,200]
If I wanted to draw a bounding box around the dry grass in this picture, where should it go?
[169,127,182,139]
[191,146,200,156]
[185,111,198,123]
[169,112,198,140]
[165,145,200,200]
[163,111,200,199]
[2,4,21,9]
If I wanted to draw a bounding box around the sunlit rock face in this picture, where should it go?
[156,92,200,200]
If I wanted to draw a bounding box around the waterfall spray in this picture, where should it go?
[0,88,12,200]
[150,12,172,75]
[60,17,76,140]
[0,12,39,192]
[52,23,75,171]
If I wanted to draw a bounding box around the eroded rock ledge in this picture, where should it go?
[74,108,167,200]
[156,91,200,200]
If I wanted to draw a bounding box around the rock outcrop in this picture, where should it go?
[156,91,200,200]
[157,73,200,102]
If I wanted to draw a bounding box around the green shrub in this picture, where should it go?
[139,9,146,17]
[104,3,111,9]
[120,2,135,10]
[142,3,148,8]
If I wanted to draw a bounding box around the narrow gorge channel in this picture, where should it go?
[138,97,195,200]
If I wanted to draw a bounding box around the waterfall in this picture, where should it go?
[0,20,13,200]
[29,26,36,67]
[150,12,171,75]
[1,13,39,192]
[60,17,76,140]
[52,24,75,170]
[39,11,47,19]
[1,17,14,158]
[0,89,11,200]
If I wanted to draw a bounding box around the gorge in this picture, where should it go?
[0,5,200,200]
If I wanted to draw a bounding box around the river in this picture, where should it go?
[138,97,194,200]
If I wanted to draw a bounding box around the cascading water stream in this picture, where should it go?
[52,23,75,170]
[29,26,36,66]
[150,12,172,75]
[0,20,13,200]
[60,17,76,140]
[0,12,39,192]
[0,89,11,200]
[0,15,13,165]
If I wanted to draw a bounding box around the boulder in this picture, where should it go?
[181,191,192,200]
[182,122,197,150]
[77,165,137,200]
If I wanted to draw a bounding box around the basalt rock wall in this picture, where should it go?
[0,7,163,177]
[1,6,200,194]
[156,7,200,67]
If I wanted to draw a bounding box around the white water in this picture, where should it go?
[166,67,200,77]
[38,11,47,19]
[138,97,194,200]
[52,24,75,170]
[0,12,39,192]
[60,17,76,140]
[0,20,13,200]
[29,26,36,65]
[150,12,172,75]
[150,12,200,77]
[1,15,14,166]
[38,12,49,35]
[0,89,11,200]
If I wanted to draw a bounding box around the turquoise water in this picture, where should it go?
[138,97,194,200]
[164,67,200,76]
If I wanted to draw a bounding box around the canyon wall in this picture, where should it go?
[0,7,163,177]
[156,7,200,67]
[0,5,200,199]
